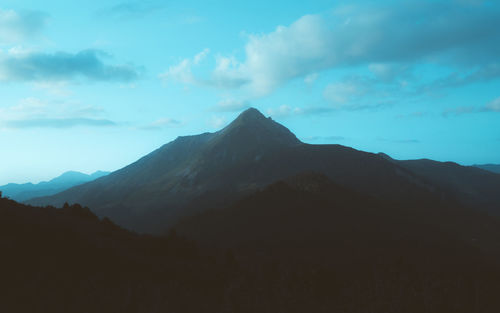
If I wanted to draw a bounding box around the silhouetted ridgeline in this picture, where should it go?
[3,181,500,312]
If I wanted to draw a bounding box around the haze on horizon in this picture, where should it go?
[1,0,499,185]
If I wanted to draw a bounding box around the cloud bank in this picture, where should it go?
[0,49,140,82]
[162,1,500,99]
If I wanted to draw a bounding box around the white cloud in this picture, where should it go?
[139,117,182,130]
[213,15,331,96]
[0,9,48,44]
[159,58,194,84]
[163,2,500,98]
[194,48,210,65]
[159,48,210,85]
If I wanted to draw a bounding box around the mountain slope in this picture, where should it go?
[0,171,109,202]
[174,172,500,312]
[29,108,500,234]
[474,164,500,174]
[5,183,500,312]
[387,158,500,214]
[0,194,225,313]
[176,172,500,259]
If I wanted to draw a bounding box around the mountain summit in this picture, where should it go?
[217,107,300,147]
[234,107,265,121]
[28,108,500,234]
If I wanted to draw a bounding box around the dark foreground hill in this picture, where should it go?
[177,172,500,254]
[176,172,500,312]
[3,179,500,312]
[0,170,109,202]
[28,108,500,234]
[378,154,500,213]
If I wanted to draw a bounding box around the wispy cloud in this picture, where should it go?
[3,117,116,129]
[303,135,345,143]
[0,8,48,43]
[485,97,500,112]
[0,49,141,82]
[304,73,319,85]
[97,1,165,19]
[0,97,117,129]
[266,105,336,118]
[378,137,421,144]
[159,49,210,85]
[442,106,478,117]
[419,64,500,95]
[139,118,182,130]
[396,111,429,119]
[442,97,500,117]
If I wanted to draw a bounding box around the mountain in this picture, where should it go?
[176,171,500,268]
[28,108,500,234]
[0,192,217,313]
[474,164,500,174]
[395,159,500,212]
[373,155,500,212]
[0,171,109,202]
[376,152,500,211]
[173,172,500,311]
[5,184,500,312]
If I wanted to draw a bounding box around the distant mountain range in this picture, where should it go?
[0,171,109,202]
[474,164,500,174]
[28,108,500,234]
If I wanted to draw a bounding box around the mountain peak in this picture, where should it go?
[219,107,300,147]
[238,107,266,120]
[229,107,268,127]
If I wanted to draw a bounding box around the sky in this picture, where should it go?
[0,0,499,184]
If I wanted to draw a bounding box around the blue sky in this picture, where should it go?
[0,0,499,184]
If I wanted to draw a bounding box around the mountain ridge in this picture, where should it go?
[0,170,109,202]
[474,164,500,174]
[28,108,500,234]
